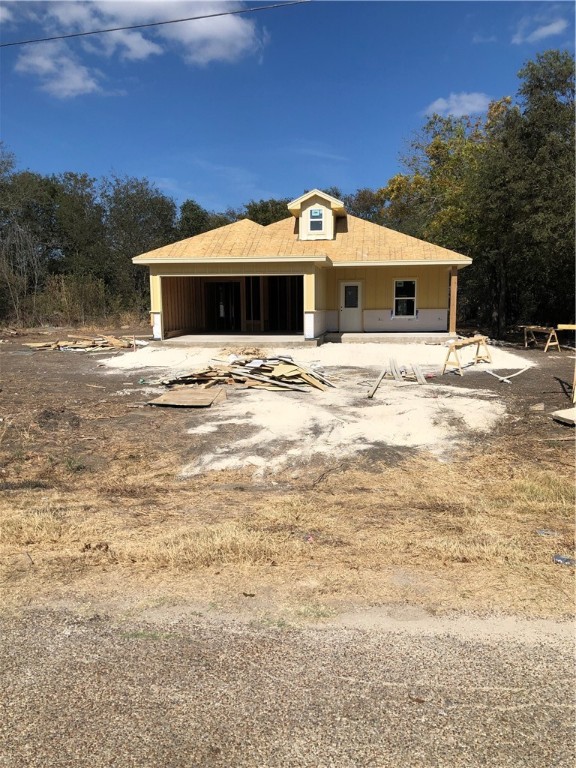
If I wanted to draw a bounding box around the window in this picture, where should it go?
[344,285,359,308]
[309,208,323,231]
[394,280,416,317]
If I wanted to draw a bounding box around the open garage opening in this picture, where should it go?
[160,275,304,339]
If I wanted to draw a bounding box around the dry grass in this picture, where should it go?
[1,445,573,617]
[0,381,574,618]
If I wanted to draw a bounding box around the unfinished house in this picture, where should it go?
[133,189,472,341]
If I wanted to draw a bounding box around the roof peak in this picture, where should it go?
[287,189,346,217]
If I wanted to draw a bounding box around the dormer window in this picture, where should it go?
[310,209,323,232]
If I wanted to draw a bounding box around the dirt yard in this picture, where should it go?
[1,326,574,621]
[2,327,575,767]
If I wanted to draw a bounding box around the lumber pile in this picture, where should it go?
[367,358,432,398]
[23,334,149,352]
[159,355,334,394]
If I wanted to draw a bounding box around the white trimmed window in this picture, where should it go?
[309,208,323,232]
[394,280,416,317]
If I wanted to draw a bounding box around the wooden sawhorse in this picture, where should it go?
[442,335,492,376]
[520,325,560,352]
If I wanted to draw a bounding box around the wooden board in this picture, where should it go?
[389,358,403,382]
[148,388,224,408]
[368,366,387,398]
[412,364,427,385]
[551,407,576,426]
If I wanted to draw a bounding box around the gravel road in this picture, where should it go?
[1,608,573,767]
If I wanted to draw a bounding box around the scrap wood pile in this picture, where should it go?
[23,334,149,352]
[162,354,334,392]
[148,354,334,408]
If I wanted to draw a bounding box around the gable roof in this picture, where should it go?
[132,213,472,267]
[287,189,346,217]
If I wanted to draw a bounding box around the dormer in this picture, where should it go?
[288,189,346,241]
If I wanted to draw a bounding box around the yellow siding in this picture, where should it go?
[324,266,449,310]
[314,267,327,310]
[150,274,162,312]
[303,273,315,311]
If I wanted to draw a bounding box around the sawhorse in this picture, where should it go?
[520,325,560,352]
[442,335,492,376]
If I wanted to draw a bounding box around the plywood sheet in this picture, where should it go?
[551,407,576,426]
[148,388,224,408]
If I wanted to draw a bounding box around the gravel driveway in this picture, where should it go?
[1,608,573,767]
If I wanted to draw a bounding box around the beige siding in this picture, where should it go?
[314,267,327,310]
[324,266,449,310]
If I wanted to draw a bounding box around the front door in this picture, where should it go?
[339,281,363,332]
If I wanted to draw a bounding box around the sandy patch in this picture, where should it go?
[101,341,533,375]
[181,382,506,477]
[98,341,523,477]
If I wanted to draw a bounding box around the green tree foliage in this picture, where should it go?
[464,50,575,332]
[378,50,574,333]
[178,199,211,238]
[239,198,291,226]
[100,175,177,305]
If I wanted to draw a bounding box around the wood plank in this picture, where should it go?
[412,363,427,385]
[551,407,576,426]
[299,372,328,391]
[230,369,309,392]
[557,324,576,331]
[389,358,403,382]
[148,389,221,407]
[368,366,387,398]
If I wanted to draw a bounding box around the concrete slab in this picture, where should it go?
[161,334,320,348]
[160,332,452,348]
[325,332,452,345]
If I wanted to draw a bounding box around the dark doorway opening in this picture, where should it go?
[266,276,303,332]
[205,281,241,331]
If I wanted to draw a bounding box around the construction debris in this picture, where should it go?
[23,334,149,352]
[367,359,430,397]
[149,354,334,408]
[551,406,576,426]
[485,367,530,385]
[148,388,226,408]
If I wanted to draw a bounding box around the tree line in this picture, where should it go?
[0,50,573,335]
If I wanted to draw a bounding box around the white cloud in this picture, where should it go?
[0,5,14,24]
[512,16,569,45]
[472,33,497,44]
[15,41,101,98]
[424,92,491,118]
[7,1,266,97]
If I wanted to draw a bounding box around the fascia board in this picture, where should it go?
[332,259,472,267]
[132,255,329,265]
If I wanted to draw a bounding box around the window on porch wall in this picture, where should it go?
[394,280,416,317]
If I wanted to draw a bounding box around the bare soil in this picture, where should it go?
[1,326,574,621]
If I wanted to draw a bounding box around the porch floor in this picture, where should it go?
[159,332,453,348]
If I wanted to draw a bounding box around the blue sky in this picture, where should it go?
[1,1,574,212]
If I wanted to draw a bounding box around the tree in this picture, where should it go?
[100,175,177,304]
[465,50,575,332]
[178,199,211,238]
[240,197,291,226]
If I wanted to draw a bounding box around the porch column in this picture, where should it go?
[149,273,163,340]
[449,266,458,335]
[303,272,315,339]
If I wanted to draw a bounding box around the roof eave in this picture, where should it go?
[132,255,329,265]
[332,259,473,267]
